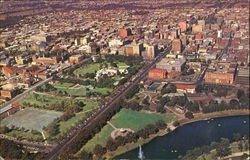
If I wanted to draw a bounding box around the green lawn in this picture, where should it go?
[90,88,113,95]
[52,82,75,88]
[58,98,99,134]
[59,112,86,134]
[73,62,129,77]
[74,63,100,76]
[82,109,176,152]
[21,93,99,112]
[111,109,175,131]
[20,93,66,107]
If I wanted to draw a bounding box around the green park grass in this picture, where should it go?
[81,109,176,153]
[20,93,65,107]
[52,82,114,97]
[90,88,113,95]
[52,82,75,88]
[73,62,129,76]
[59,112,87,134]
[21,93,99,111]
[6,129,44,142]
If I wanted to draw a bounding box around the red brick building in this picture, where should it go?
[69,55,84,63]
[179,22,187,32]
[175,84,197,93]
[0,89,17,99]
[205,72,235,84]
[205,61,237,85]
[2,66,15,78]
[119,28,132,37]
[148,68,168,79]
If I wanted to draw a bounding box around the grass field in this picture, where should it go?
[90,88,113,95]
[54,85,87,97]
[52,82,75,88]
[73,62,129,77]
[58,112,87,134]
[82,109,176,152]
[20,93,65,107]
[1,108,62,131]
[21,93,99,112]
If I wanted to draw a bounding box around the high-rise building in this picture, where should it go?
[144,43,158,59]
[172,39,182,53]
[124,43,143,56]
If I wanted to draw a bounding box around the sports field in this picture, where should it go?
[1,108,62,131]
[82,109,176,152]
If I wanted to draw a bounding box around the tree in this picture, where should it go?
[142,96,150,105]
[79,150,92,159]
[216,138,231,158]
[187,101,200,112]
[229,99,240,109]
[93,144,106,158]
[173,121,180,127]
[185,111,194,119]
[46,121,59,136]
[0,125,10,134]
[237,89,245,99]
[156,104,166,113]
[233,133,241,141]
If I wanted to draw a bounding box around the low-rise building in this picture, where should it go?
[148,68,168,80]
[156,58,186,72]
[205,61,237,85]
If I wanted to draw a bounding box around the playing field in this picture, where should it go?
[82,109,176,152]
[1,108,62,131]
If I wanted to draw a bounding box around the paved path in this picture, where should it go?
[107,121,117,130]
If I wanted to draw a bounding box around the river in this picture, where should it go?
[115,115,249,160]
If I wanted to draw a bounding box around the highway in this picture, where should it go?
[44,47,171,160]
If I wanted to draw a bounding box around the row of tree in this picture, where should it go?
[201,98,249,113]
[181,133,249,160]
[0,138,46,159]
[125,84,141,99]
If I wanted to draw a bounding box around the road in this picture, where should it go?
[1,77,53,108]
[45,47,171,160]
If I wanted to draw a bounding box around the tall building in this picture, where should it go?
[179,22,187,32]
[172,39,182,53]
[75,38,81,46]
[124,43,143,56]
[119,28,132,37]
[180,34,187,46]
[144,43,158,59]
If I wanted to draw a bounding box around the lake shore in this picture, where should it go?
[104,109,249,159]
